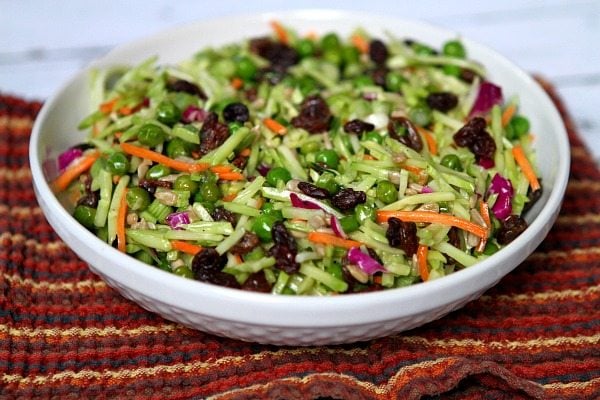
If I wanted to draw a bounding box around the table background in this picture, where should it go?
[1,0,599,163]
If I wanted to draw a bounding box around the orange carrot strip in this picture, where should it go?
[418,127,438,155]
[239,148,251,157]
[350,34,369,54]
[501,104,516,127]
[210,165,234,174]
[118,105,133,116]
[476,200,491,252]
[216,171,245,181]
[117,188,128,253]
[363,154,376,160]
[263,118,287,135]
[231,77,244,90]
[222,193,238,202]
[270,20,289,45]
[99,97,119,114]
[512,145,541,191]
[307,232,363,249]
[376,210,488,239]
[373,275,383,285]
[402,164,423,175]
[171,240,203,255]
[417,245,429,282]
[51,152,100,192]
[120,142,209,173]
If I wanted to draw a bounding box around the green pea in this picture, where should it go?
[355,203,375,223]
[300,141,320,155]
[510,115,530,138]
[198,181,222,203]
[353,75,374,88]
[266,167,292,187]
[413,43,435,56]
[409,105,432,127]
[442,64,462,77]
[174,174,199,193]
[385,71,407,92]
[236,56,257,80]
[482,241,499,256]
[296,38,316,58]
[341,45,360,64]
[339,215,360,233]
[325,262,343,281]
[363,131,383,144]
[441,154,463,171]
[376,180,398,204]
[166,137,192,158]
[316,172,340,195]
[126,187,151,211]
[322,49,342,65]
[261,202,284,220]
[443,40,466,58]
[146,164,171,179]
[73,205,96,229]
[320,32,341,51]
[252,214,280,242]
[174,266,194,279]
[107,152,129,176]
[315,149,340,169]
[138,123,165,147]
[156,100,181,126]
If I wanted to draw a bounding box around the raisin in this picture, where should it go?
[386,217,418,257]
[268,221,300,274]
[241,272,272,292]
[77,173,99,208]
[192,248,240,288]
[222,102,250,123]
[453,117,496,160]
[166,79,206,100]
[343,119,375,134]
[371,67,389,87]
[522,185,543,214]
[199,112,229,155]
[230,232,260,255]
[331,188,367,211]
[211,206,236,225]
[388,117,423,152]
[257,65,289,85]
[369,39,389,65]
[448,227,462,250]
[245,87,258,102]
[297,182,331,200]
[250,37,299,68]
[138,178,173,194]
[426,92,458,112]
[291,95,332,134]
[496,215,528,245]
[460,69,477,83]
[231,154,248,170]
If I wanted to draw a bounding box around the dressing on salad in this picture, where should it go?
[53,21,542,295]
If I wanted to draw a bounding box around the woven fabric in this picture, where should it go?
[1,80,599,400]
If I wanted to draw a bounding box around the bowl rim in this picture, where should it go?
[29,9,571,328]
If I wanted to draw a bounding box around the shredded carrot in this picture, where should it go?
[512,145,541,191]
[363,154,376,160]
[117,188,128,253]
[118,105,133,116]
[350,34,369,54]
[373,275,383,285]
[99,97,119,114]
[171,240,203,255]
[307,232,363,249]
[216,171,245,181]
[222,193,237,202]
[376,210,488,239]
[51,152,100,192]
[231,77,244,90]
[417,245,429,282]
[501,104,516,127]
[234,254,243,264]
[402,164,423,175]
[476,200,491,252]
[112,175,121,184]
[92,123,100,138]
[263,118,287,135]
[120,142,209,173]
[239,148,251,157]
[270,20,289,45]
[114,131,123,139]
[210,165,234,174]
[418,127,438,155]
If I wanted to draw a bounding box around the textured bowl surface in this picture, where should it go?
[30,10,570,345]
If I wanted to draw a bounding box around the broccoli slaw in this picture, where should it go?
[53,21,542,295]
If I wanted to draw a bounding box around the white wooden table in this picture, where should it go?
[2,0,599,162]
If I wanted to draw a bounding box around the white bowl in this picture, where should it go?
[30,10,570,345]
